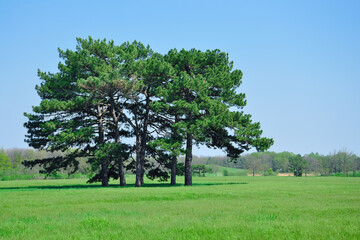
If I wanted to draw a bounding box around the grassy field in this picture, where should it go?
[0,176,359,239]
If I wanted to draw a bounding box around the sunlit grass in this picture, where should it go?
[0,176,359,239]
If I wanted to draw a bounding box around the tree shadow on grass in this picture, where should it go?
[0,182,248,191]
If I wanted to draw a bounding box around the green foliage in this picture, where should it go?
[159,48,273,185]
[163,48,273,156]
[218,167,247,176]
[330,171,360,177]
[23,37,150,186]
[176,163,185,176]
[1,173,40,181]
[0,170,87,181]
[192,164,212,177]
[289,154,306,177]
[24,36,273,186]
[146,168,169,182]
[0,149,11,171]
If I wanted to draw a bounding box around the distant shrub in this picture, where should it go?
[45,172,64,179]
[45,173,87,180]
[329,172,360,177]
[0,171,88,181]
[192,165,213,177]
[263,168,278,176]
[221,168,247,176]
[0,172,41,181]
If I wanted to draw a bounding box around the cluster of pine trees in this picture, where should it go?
[23,37,273,187]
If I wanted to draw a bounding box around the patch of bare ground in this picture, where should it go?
[246,173,295,176]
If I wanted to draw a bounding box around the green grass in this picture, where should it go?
[0,176,359,239]
[0,171,88,181]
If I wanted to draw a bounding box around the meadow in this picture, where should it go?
[0,176,359,239]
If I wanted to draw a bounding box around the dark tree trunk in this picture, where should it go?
[170,115,179,186]
[135,134,146,187]
[171,155,177,185]
[110,97,126,186]
[98,106,108,187]
[101,159,109,186]
[119,157,126,186]
[135,133,146,187]
[140,133,146,185]
[135,92,151,187]
[100,146,109,186]
[135,135,142,187]
[185,133,193,186]
[140,173,144,185]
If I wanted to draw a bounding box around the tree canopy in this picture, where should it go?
[24,37,273,186]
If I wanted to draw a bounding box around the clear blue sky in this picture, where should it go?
[0,0,359,156]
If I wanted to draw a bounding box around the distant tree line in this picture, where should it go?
[22,37,273,187]
[0,148,211,180]
[1,148,359,180]
[221,150,360,177]
[0,148,90,180]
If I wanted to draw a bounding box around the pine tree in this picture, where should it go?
[24,37,138,186]
[161,48,273,185]
[24,37,173,187]
[289,154,306,177]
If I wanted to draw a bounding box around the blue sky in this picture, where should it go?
[0,0,359,156]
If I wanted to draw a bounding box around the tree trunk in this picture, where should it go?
[171,155,177,185]
[101,159,109,186]
[110,97,126,186]
[98,106,108,187]
[140,135,146,186]
[140,174,144,185]
[135,92,151,187]
[135,135,142,187]
[135,130,148,187]
[185,133,193,186]
[170,115,179,186]
[119,157,126,186]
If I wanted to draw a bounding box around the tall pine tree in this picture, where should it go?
[161,48,273,185]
